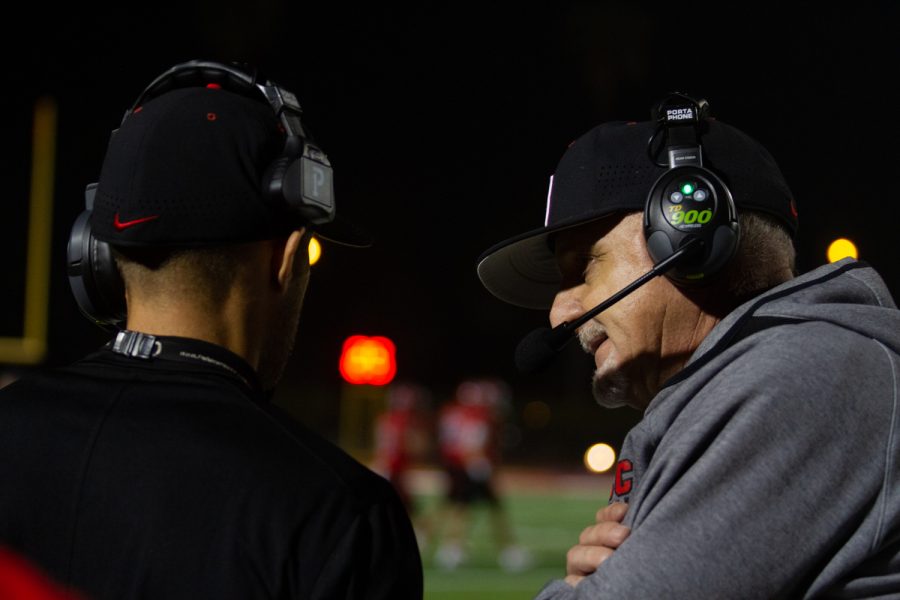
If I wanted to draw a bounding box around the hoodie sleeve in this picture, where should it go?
[554,320,900,599]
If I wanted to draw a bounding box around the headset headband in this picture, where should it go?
[127,60,310,141]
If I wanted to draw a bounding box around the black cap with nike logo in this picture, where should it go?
[91,86,366,247]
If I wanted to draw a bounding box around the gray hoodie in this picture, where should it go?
[537,259,900,599]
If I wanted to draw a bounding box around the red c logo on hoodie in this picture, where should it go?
[614,459,633,496]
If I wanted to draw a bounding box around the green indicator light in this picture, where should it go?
[681,183,695,195]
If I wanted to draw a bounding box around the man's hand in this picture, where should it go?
[564,502,630,587]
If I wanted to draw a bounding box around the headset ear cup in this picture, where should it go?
[262,155,291,207]
[644,166,739,285]
[90,236,126,325]
[66,210,125,328]
[262,150,335,226]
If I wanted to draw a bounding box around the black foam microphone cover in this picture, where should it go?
[515,325,574,374]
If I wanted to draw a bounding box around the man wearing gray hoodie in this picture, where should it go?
[477,96,900,598]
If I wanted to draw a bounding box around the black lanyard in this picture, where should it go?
[106,330,263,394]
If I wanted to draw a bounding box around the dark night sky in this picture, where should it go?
[4,3,898,459]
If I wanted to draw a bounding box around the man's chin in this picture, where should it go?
[591,369,632,409]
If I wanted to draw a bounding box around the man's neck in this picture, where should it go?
[125,298,261,374]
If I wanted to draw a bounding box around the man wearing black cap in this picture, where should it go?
[478,98,900,597]
[0,62,422,599]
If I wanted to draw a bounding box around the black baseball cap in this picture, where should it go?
[477,119,798,309]
[91,86,368,247]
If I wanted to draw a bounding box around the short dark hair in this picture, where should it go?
[112,244,248,305]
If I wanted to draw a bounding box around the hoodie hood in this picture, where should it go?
[676,258,900,385]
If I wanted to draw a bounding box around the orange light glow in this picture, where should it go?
[339,336,397,386]
[308,236,321,266]
[827,238,858,263]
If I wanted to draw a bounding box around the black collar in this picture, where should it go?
[105,330,264,396]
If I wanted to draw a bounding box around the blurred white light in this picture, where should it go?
[584,443,616,473]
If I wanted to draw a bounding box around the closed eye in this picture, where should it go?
[582,254,605,279]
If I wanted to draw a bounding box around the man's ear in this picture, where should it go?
[274,228,308,289]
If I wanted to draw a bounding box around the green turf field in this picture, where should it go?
[418,492,605,600]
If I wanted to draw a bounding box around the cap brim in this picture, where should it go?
[476,212,618,310]
[313,215,371,248]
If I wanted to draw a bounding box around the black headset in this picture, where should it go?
[67,59,333,329]
[643,93,740,285]
[515,94,745,373]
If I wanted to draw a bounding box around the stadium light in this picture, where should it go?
[827,238,858,263]
[339,336,397,386]
[584,443,617,473]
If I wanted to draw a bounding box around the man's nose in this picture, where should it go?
[549,287,584,328]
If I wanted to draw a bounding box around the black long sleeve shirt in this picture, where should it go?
[0,336,422,599]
